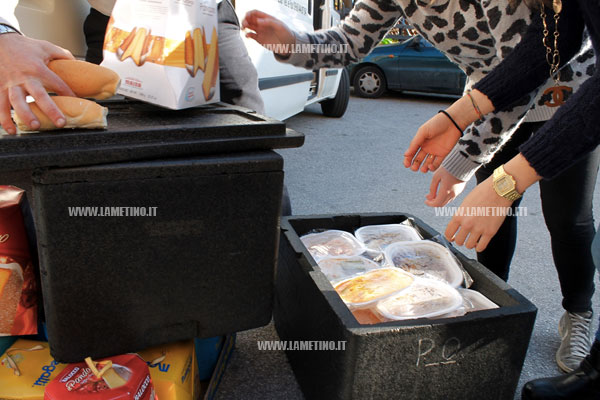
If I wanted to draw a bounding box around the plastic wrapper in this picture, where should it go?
[351,308,390,325]
[137,339,199,400]
[355,223,422,252]
[0,186,38,336]
[0,339,66,399]
[458,288,499,312]
[300,230,366,261]
[44,354,157,399]
[316,255,381,283]
[384,240,464,287]
[334,268,414,309]
[376,278,463,320]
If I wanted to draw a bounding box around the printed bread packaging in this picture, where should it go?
[44,354,157,400]
[137,340,200,400]
[0,339,66,399]
[102,0,219,109]
[0,186,38,336]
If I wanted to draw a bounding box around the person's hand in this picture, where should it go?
[444,176,513,252]
[403,111,462,173]
[241,10,295,56]
[425,167,467,207]
[0,33,75,134]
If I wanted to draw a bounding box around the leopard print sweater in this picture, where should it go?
[278,0,596,181]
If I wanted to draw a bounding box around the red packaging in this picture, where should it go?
[44,354,158,400]
[0,186,37,335]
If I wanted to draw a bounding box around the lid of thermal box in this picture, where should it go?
[0,100,303,171]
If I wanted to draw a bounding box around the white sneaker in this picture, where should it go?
[556,310,593,373]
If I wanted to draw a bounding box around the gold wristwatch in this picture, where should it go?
[492,165,523,201]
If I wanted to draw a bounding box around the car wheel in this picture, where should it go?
[320,69,350,118]
[353,66,386,98]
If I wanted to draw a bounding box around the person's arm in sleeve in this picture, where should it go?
[242,0,402,70]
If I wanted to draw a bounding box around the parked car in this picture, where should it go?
[347,36,466,98]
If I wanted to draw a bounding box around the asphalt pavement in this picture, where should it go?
[215,91,600,400]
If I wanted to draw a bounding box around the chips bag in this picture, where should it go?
[0,186,38,336]
[44,354,157,400]
[138,340,200,400]
[0,339,66,400]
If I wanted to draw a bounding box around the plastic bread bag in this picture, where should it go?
[102,0,219,109]
[316,255,382,283]
[376,278,463,321]
[0,186,39,336]
[44,354,157,399]
[0,339,66,400]
[300,230,366,261]
[429,234,474,288]
[137,340,199,400]
[383,241,464,288]
[355,223,423,252]
[333,268,414,309]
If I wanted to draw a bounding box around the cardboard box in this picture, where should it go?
[102,0,219,109]
[274,213,537,400]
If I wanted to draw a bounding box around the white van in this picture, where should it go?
[13,0,349,121]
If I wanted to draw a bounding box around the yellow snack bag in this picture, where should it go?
[138,340,199,400]
[0,339,66,399]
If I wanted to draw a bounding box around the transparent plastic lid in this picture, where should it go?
[316,255,381,283]
[376,278,463,320]
[300,230,366,261]
[458,288,499,312]
[334,268,414,309]
[383,241,464,287]
[355,224,422,252]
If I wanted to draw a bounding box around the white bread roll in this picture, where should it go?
[14,96,108,131]
[48,60,120,100]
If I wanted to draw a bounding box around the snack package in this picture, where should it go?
[102,0,219,109]
[0,186,38,336]
[0,339,66,400]
[44,354,157,400]
[138,340,200,400]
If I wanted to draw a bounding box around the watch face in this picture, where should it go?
[495,176,514,193]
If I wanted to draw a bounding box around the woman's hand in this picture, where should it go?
[0,34,75,134]
[444,176,512,252]
[425,167,467,207]
[403,111,462,172]
[242,10,296,56]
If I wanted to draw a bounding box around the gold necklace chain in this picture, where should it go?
[540,0,562,84]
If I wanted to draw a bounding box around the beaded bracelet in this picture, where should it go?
[438,110,463,136]
[466,90,484,120]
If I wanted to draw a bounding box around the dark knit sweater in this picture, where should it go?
[474,0,599,179]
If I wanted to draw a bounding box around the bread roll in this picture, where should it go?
[48,59,120,100]
[14,96,108,131]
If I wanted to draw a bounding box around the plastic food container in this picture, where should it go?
[355,223,422,252]
[376,278,463,320]
[316,255,381,283]
[384,241,464,287]
[300,230,365,260]
[333,268,414,309]
[459,288,499,312]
